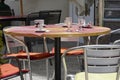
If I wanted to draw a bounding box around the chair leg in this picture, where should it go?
[23,59,32,80]
[49,58,53,66]
[51,70,55,80]
[22,60,27,80]
[46,59,49,80]
[77,55,84,71]
[67,74,75,80]
[28,60,33,80]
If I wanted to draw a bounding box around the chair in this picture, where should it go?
[62,45,120,80]
[25,10,62,52]
[96,28,120,44]
[0,56,29,80]
[25,10,61,25]
[3,31,54,80]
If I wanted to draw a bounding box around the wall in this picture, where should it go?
[5,0,69,22]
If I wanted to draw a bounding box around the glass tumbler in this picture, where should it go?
[77,18,85,31]
[65,17,72,32]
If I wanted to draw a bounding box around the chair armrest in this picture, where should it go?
[113,39,120,44]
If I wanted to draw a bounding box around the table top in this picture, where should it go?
[3,24,111,38]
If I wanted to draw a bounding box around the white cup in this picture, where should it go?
[34,19,44,30]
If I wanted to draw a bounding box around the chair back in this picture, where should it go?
[39,10,61,24]
[62,44,120,80]
[25,10,61,25]
[4,34,24,53]
[84,45,120,80]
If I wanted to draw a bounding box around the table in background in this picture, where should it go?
[0,16,26,21]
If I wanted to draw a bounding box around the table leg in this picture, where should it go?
[55,37,61,80]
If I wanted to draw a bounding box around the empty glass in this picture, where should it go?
[77,18,86,31]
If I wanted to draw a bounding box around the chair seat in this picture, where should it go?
[6,51,54,60]
[0,64,29,79]
[51,48,84,55]
[75,72,118,80]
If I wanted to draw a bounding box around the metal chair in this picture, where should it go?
[3,29,54,80]
[25,10,61,25]
[0,56,29,80]
[62,45,120,80]
[96,28,120,44]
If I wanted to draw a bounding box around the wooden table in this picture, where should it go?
[3,25,111,80]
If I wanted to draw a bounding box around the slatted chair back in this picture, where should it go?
[62,45,120,80]
[84,45,120,80]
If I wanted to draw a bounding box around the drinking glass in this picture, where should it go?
[77,18,85,31]
[87,21,93,28]
[65,17,72,32]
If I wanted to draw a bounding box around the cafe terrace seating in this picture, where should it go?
[62,45,120,80]
[0,56,29,80]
